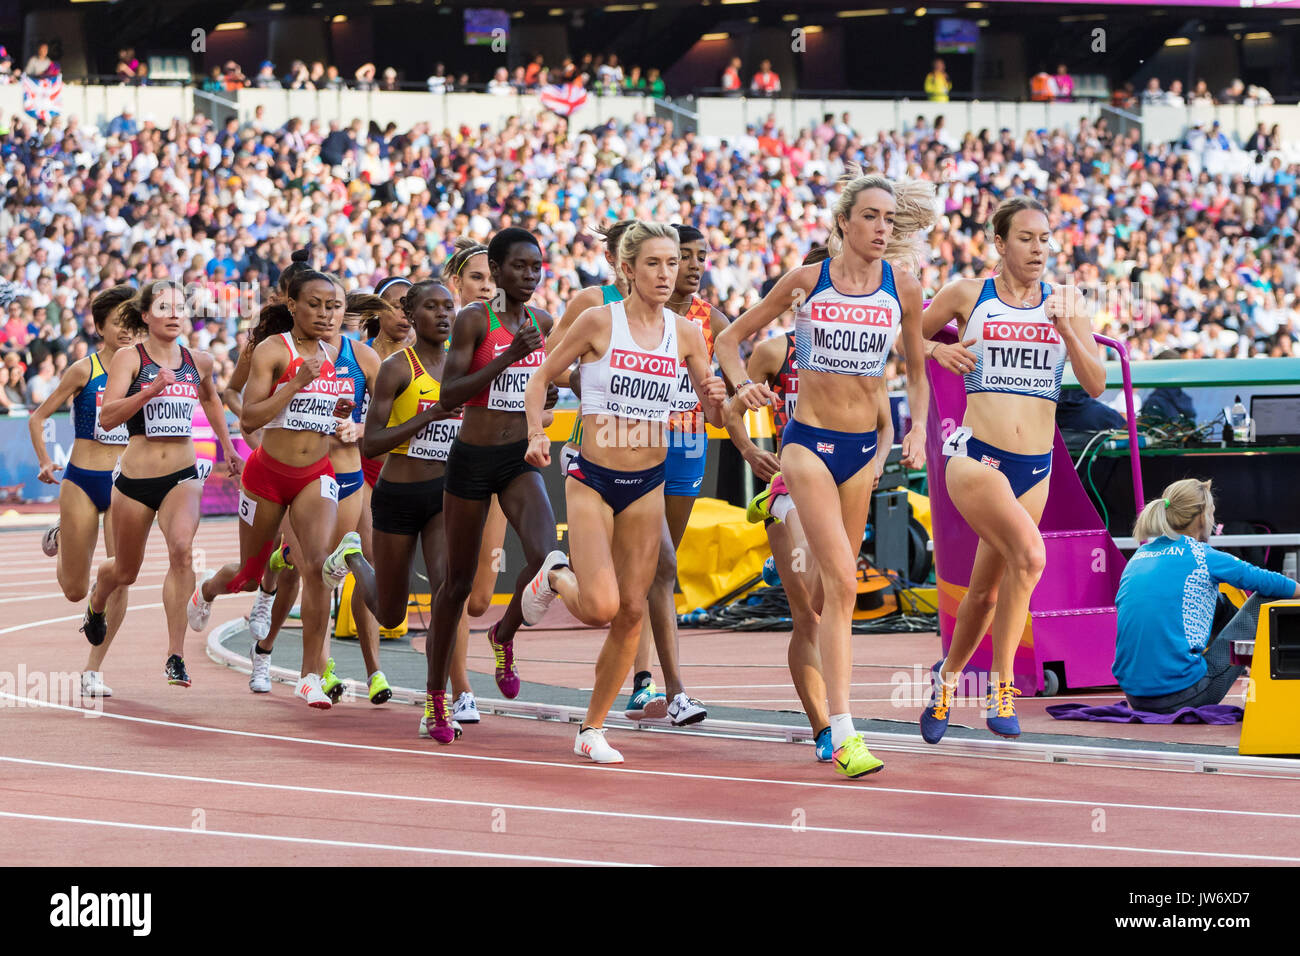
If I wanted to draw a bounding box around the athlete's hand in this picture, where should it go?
[699,374,727,408]
[734,380,775,411]
[147,367,176,396]
[901,426,927,470]
[931,339,978,375]
[224,454,245,479]
[525,432,551,468]
[745,448,782,484]
[543,382,560,410]
[37,461,62,484]
[334,418,360,443]
[332,397,356,420]
[506,323,544,361]
[294,354,324,385]
[1045,285,1087,336]
[427,402,463,422]
[872,468,882,493]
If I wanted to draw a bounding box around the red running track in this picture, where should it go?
[1,521,1298,867]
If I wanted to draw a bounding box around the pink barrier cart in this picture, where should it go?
[923,328,1145,696]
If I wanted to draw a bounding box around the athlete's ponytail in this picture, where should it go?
[346,291,397,340]
[278,248,313,296]
[445,236,489,280]
[883,179,939,276]
[1133,478,1214,542]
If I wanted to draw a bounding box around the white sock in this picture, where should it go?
[830,713,855,749]
[368,671,380,682]
[769,493,795,522]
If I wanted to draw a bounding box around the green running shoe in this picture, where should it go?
[321,657,346,704]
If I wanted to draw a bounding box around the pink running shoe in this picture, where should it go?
[421,691,456,744]
[487,622,521,699]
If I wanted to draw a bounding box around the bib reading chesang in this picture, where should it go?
[406,401,462,462]
[487,344,545,412]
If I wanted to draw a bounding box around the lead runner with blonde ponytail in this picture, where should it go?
[716,170,934,778]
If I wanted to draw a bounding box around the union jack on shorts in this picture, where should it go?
[980,455,1001,468]
[817,441,835,454]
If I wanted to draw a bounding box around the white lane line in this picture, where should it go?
[0,603,165,636]
[0,809,645,867]
[2,692,1292,824]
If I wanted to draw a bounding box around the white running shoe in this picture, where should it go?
[248,587,275,641]
[452,691,481,724]
[295,673,332,709]
[574,726,624,764]
[249,645,272,694]
[322,531,363,587]
[80,671,112,698]
[521,550,569,625]
[187,569,217,632]
[667,693,708,727]
[418,714,464,739]
[42,523,60,557]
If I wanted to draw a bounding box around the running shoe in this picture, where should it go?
[420,691,457,744]
[165,654,191,688]
[248,587,275,641]
[745,472,789,524]
[486,622,521,699]
[521,550,569,625]
[81,671,112,699]
[667,692,707,727]
[42,523,60,557]
[80,595,107,647]
[249,645,272,694]
[814,727,832,762]
[321,657,346,703]
[369,671,392,705]
[574,726,623,764]
[187,569,217,632]
[322,531,363,587]
[268,543,294,573]
[985,680,1022,738]
[832,733,884,778]
[452,691,480,723]
[762,555,781,587]
[418,712,463,740]
[920,661,958,745]
[295,673,332,709]
[624,679,668,719]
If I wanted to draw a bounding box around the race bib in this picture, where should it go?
[196,459,213,483]
[406,400,461,462]
[93,391,129,445]
[320,475,339,502]
[238,489,256,525]
[487,345,545,412]
[560,443,580,475]
[140,383,199,438]
[941,425,973,459]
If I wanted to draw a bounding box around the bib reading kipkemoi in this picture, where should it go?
[963,279,1066,403]
[466,306,546,411]
[125,344,202,439]
[264,333,343,434]
[580,300,678,423]
[794,259,902,377]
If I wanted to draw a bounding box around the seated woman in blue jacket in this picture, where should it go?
[1114,478,1299,713]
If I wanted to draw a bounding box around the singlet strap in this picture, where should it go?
[89,352,104,379]
[405,346,425,380]
[810,258,833,298]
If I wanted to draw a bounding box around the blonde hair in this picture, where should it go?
[828,168,937,273]
[616,220,679,296]
[1133,479,1214,542]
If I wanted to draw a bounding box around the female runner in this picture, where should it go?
[187,270,358,708]
[83,281,242,687]
[425,228,560,711]
[30,284,135,697]
[717,172,932,778]
[359,279,464,741]
[521,221,726,764]
[918,196,1104,741]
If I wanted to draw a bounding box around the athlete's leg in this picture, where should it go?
[493,472,557,644]
[155,479,205,658]
[453,497,506,696]
[769,518,828,732]
[85,507,127,674]
[421,511,457,697]
[351,482,381,676]
[372,526,420,630]
[641,493,695,699]
[56,478,100,603]
[202,490,288,600]
[429,492,491,686]
[285,481,341,678]
[573,489,662,729]
[548,479,618,627]
[258,524,301,652]
[91,489,155,614]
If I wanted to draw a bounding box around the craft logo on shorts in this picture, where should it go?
[980,454,1001,468]
[817,441,835,454]
[984,321,1061,344]
[609,349,677,378]
[49,886,151,937]
[809,302,892,327]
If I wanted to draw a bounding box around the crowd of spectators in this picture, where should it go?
[1114,76,1276,111]
[2,94,1300,417]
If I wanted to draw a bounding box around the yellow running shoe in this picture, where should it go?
[321,657,346,704]
[368,671,392,705]
[268,542,294,573]
[832,733,884,778]
[745,472,789,524]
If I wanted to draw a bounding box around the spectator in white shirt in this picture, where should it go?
[487,68,513,95]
